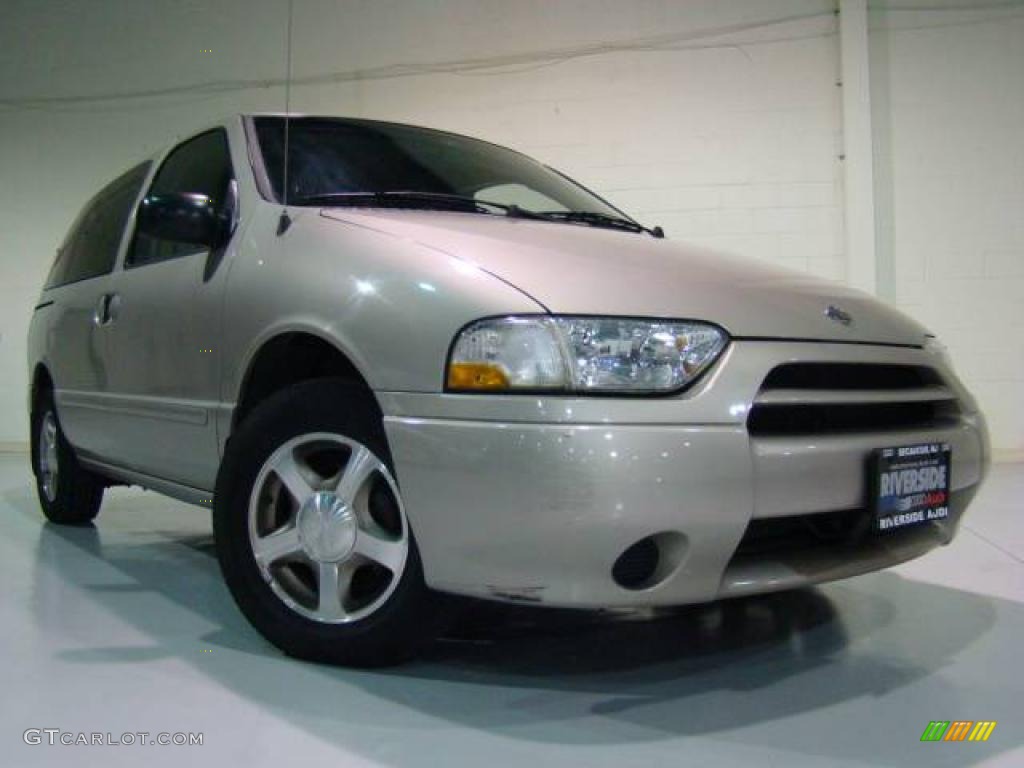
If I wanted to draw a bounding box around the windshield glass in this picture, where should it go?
[252,116,623,217]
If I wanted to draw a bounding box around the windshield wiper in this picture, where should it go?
[290,192,664,237]
[290,191,549,220]
[537,210,664,238]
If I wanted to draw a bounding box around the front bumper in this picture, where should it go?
[380,341,990,608]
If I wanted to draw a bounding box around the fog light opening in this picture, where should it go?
[612,531,688,591]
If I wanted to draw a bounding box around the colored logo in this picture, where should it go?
[921,721,997,742]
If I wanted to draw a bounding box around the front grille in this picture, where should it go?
[733,508,871,558]
[748,400,959,436]
[747,363,959,437]
[729,504,953,566]
[761,363,942,390]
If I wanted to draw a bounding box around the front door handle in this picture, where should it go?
[93,293,119,326]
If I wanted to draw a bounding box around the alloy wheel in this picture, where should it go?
[247,433,409,623]
[38,411,59,503]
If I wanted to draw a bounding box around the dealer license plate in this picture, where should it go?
[873,443,951,532]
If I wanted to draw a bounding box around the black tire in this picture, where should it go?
[30,388,104,525]
[213,378,438,667]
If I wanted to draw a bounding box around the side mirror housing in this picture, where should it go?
[135,193,227,248]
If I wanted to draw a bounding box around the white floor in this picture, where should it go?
[1,454,1021,768]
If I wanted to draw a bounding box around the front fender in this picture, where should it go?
[221,205,544,401]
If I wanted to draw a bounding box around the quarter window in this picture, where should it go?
[129,129,234,266]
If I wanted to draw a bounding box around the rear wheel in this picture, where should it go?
[31,388,104,525]
[214,378,437,666]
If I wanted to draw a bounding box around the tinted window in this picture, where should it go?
[253,117,621,217]
[129,129,234,266]
[46,162,150,289]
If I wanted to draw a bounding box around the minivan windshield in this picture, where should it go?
[252,116,627,221]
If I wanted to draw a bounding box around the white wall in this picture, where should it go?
[0,0,1020,458]
[870,0,1024,460]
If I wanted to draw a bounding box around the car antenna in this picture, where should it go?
[276,0,294,237]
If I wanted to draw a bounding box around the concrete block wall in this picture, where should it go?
[871,1,1024,460]
[0,0,1020,458]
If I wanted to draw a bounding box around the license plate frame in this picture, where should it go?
[872,443,952,532]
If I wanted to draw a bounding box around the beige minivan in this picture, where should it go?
[28,115,989,665]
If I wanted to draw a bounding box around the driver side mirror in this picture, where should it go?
[135,193,228,248]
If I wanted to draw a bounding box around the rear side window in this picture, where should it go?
[128,129,234,267]
[46,162,150,289]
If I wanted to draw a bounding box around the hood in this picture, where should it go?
[320,209,929,346]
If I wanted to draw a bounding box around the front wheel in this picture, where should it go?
[213,379,438,666]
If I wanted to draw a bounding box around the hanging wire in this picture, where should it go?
[4,2,1019,113]
[871,0,1024,10]
[282,0,293,211]
[0,10,837,111]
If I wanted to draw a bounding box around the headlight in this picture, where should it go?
[447,316,728,394]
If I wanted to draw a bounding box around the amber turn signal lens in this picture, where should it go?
[447,362,510,391]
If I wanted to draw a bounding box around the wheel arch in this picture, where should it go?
[28,363,55,477]
[230,330,380,435]
[30,363,54,414]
